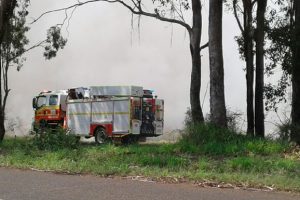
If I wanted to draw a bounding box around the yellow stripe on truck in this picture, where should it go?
[36,105,59,112]
[93,112,129,115]
[68,112,129,116]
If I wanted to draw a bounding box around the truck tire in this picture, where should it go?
[94,127,107,144]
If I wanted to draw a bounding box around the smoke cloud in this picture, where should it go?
[7,0,252,135]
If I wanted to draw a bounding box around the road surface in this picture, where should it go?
[0,168,299,200]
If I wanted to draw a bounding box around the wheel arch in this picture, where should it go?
[90,123,113,137]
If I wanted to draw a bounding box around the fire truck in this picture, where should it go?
[32,86,164,144]
[66,86,164,144]
[32,90,68,130]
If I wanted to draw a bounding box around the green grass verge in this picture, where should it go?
[0,124,299,192]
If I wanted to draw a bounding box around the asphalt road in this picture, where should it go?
[0,168,299,200]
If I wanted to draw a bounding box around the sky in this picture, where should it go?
[6,0,265,135]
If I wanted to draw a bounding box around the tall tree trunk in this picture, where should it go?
[190,0,204,123]
[291,0,300,144]
[0,46,3,141]
[0,0,16,44]
[0,0,17,142]
[244,0,254,136]
[0,110,5,141]
[0,0,16,142]
[0,57,3,141]
[255,0,267,137]
[209,0,227,127]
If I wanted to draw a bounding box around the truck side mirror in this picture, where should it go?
[32,97,37,109]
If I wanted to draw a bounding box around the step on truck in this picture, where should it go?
[66,86,164,144]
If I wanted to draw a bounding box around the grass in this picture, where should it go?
[0,124,300,192]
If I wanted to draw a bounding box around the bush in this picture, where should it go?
[273,118,292,141]
[181,123,244,144]
[178,123,289,156]
[178,123,244,155]
[31,128,79,151]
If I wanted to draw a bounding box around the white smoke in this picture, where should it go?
[7,0,267,135]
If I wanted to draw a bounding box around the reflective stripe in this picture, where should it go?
[68,112,129,116]
[36,114,59,117]
[36,105,59,111]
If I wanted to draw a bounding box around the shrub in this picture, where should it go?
[273,118,292,141]
[181,123,244,145]
[31,128,79,151]
[178,123,289,156]
[178,123,246,155]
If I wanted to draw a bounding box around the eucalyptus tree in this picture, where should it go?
[232,0,255,135]
[231,0,268,137]
[263,1,293,112]
[255,0,267,137]
[0,0,17,45]
[260,0,300,143]
[0,0,23,141]
[291,0,300,144]
[34,0,208,124]
[209,0,227,127]
[0,0,66,141]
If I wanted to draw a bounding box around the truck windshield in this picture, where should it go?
[49,95,58,105]
[37,96,46,108]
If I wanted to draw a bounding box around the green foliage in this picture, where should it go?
[226,157,262,172]
[274,118,292,141]
[263,0,295,111]
[31,128,79,151]
[245,139,287,155]
[179,123,241,154]
[271,118,300,143]
[1,0,30,70]
[0,0,31,142]
[152,0,190,18]
[183,107,192,126]
[0,137,299,191]
[43,26,67,59]
[225,156,300,176]
[137,154,188,168]
[178,123,289,156]
[226,0,294,112]
[264,73,290,112]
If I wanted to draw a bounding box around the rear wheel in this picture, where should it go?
[94,127,107,144]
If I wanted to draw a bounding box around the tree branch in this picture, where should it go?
[233,0,244,33]
[31,0,103,24]
[121,2,191,32]
[2,87,10,115]
[8,40,47,63]
[2,60,10,112]
[170,1,186,23]
[200,42,208,50]
[32,0,192,32]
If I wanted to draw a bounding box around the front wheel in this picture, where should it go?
[94,127,107,144]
